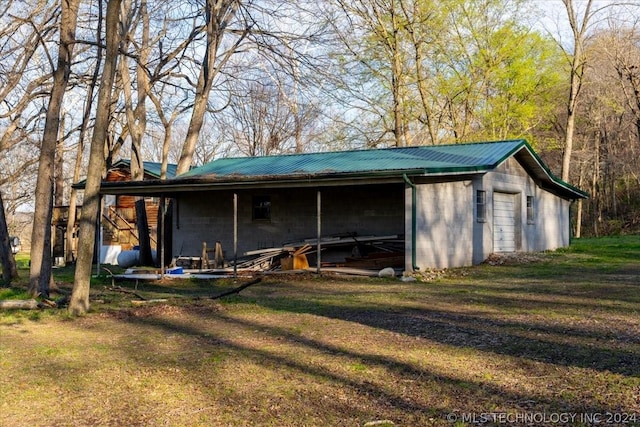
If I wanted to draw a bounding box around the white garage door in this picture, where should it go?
[493,192,516,252]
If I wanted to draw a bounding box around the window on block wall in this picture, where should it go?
[526,196,534,224]
[476,190,486,223]
[253,195,271,221]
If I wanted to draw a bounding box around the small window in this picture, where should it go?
[253,195,271,221]
[526,196,534,224]
[476,190,486,223]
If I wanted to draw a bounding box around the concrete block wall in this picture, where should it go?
[172,184,405,259]
[408,180,474,270]
[405,157,575,271]
[477,157,571,259]
[534,189,571,251]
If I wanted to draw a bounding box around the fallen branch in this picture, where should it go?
[106,285,147,301]
[200,278,262,300]
[0,299,40,310]
[131,299,169,306]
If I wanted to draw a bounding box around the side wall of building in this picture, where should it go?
[533,187,571,251]
[407,157,573,270]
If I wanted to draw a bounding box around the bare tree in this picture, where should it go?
[213,77,319,156]
[571,22,640,237]
[29,0,81,297]
[0,1,57,227]
[70,0,123,315]
[65,1,106,264]
[560,0,594,183]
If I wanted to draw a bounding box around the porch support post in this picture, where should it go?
[96,195,102,277]
[233,193,238,279]
[316,189,321,274]
[159,196,165,278]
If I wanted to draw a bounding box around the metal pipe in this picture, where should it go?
[233,193,238,279]
[403,174,419,271]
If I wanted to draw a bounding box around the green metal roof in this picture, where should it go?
[181,139,526,178]
[98,139,587,200]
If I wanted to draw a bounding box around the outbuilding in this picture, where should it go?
[99,139,587,271]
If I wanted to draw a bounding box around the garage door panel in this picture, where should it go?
[493,192,516,253]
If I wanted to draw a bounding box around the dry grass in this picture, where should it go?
[1,237,639,426]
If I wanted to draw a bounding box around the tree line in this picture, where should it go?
[0,0,639,313]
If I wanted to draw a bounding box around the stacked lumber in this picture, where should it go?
[235,233,404,272]
[284,234,401,249]
[234,248,286,271]
[169,233,404,274]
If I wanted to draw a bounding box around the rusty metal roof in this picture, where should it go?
[112,159,177,179]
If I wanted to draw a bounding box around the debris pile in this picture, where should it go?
[483,252,547,265]
[110,233,407,280]
[232,233,404,272]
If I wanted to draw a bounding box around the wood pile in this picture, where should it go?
[171,233,405,275]
[235,233,404,272]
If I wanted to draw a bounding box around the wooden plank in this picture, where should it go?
[286,235,399,247]
[244,247,290,256]
[312,267,381,277]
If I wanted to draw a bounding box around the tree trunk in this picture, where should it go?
[29,0,81,297]
[0,300,39,310]
[575,163,585,238]
[0,192,18,285]
[69,0,122,315]
[52,116,66,264]
[66,2,104,264]
[560,0,592,183]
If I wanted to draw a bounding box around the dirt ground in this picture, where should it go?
[1,254,639,426]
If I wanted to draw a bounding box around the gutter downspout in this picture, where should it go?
[403,174,419,271]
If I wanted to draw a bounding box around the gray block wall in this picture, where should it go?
[406,179,474,271]
[408,157,573,270]
[172,184,405,260]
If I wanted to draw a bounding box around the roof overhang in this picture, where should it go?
[96,169,432,196]
[511,144,588,200]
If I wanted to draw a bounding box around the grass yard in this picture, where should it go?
[1,236,639,426]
